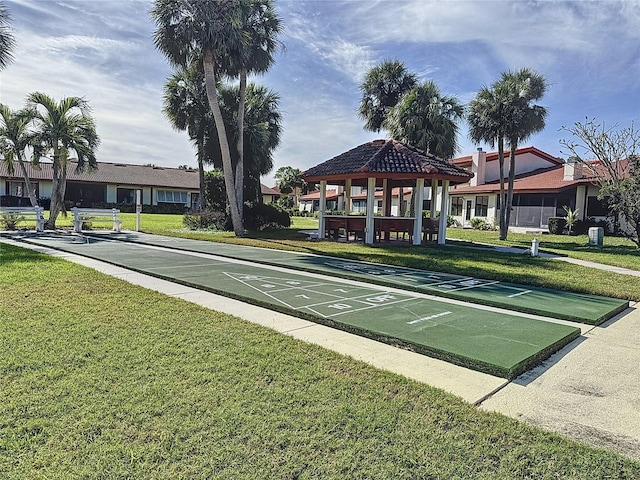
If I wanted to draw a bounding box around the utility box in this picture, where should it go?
[588,227,604,247]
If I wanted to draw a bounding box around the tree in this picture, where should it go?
[274,166,308,205]
[467,68,547,240]
[501,68,548,230]
[0,104,38,206]
[468,84,510,239]
[163,63,212,211]
[205,83,282,206]
[560,119,640,246]
[223,0,281,221]
[358,59,417,133]
[0,2,15,70]
[152,0,282,237]
[28,93,99,228]
[385,80,464,160]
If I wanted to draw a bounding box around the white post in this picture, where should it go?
[72,206,81,233]
[531,237,540,256]
[381,179,388,216]
[430,182,438,219]
[135,189,142,232]
[438,180,449,245]
[345,179,352,215]
[318,180,327,239]
[365,177,376,244]
[413,178,424,245]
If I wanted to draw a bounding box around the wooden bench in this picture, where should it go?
[72,207,122,233]
[325,216,346,239]
[375,217,414,242]
[422,218,439,241]
[0,206,45,232]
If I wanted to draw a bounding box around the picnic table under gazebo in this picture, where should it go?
[302,139,473,245]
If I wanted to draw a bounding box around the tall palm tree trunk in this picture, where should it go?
[497,137,507,240]
[505,144,517,230]
[197,140,206,212]
[47,156,67,229]
[17,159,38,207]
[203,50,243,237]
[235,69,246,217]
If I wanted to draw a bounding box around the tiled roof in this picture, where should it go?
[0,161,200,189]
[451,146,563,167]
[302,140,472,183]
[351,187,412,199]
[300,189,339,201]
[260,184,281,196]
[451,165,591,194]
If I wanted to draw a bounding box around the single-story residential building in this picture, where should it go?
[261,184,282,204]
[299,188,342,213]
[447,146,610,229]
[0,161,201,209]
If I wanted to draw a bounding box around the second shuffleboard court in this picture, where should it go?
[97,232,629,325]
[20,233,580,379]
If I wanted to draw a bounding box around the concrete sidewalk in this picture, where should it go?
[3,233,640,460]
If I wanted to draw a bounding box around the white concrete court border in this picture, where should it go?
[3,234,640,460]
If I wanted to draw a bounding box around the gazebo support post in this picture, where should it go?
[412,178,424,245]
[318,180,327,239]
[438,179,449,245]
[345,179,352,215]
[365,177,376,244]
[430,182,437,219]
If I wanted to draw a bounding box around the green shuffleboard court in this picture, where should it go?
[96,231,628,325]
[16,233,583,379]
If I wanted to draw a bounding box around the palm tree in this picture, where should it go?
[385,80,463,160]
[0,2,15,70]
[223,0,281,221]
[468,84,510,239]
[204,83,282,206]
[28,93,99,229]
[358,59,417,133]
[152,0,282,237]
[0,104,39,206]
[152,0,246,236]
[163,63,212,210]
[501,68,548,229]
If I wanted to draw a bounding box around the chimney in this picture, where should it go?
[469,147,486,186]
[563,157,583,181]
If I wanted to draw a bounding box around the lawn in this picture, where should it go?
[1,243,638,478]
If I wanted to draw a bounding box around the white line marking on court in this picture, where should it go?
[508,290,532,298]
[223,272,297,310]
[407,311,452,325]
[440,280,501,292]
[325,297,417,318]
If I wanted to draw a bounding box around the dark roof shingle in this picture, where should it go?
[302,140,472,183]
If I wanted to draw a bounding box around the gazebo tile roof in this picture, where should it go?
[303,140,472,181]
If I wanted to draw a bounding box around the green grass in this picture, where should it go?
[448,228,640,271]
[1,243,638,478]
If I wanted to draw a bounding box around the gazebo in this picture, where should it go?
[302,139,473,245]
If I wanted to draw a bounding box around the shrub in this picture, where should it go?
[244,203,291,231]
[183,209,229,230]
[1,214,21,230]
[470,217,494,230]
[548,217,567,234]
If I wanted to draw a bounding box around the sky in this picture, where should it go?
[1,0,638,187]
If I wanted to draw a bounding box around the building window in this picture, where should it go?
[587,196,609,217]
[450,197,463,216]
[157,190,188,204]
[7,181,37,197]
[422,199,431,212]
[475,196,489,217]
[117,188,136,204]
